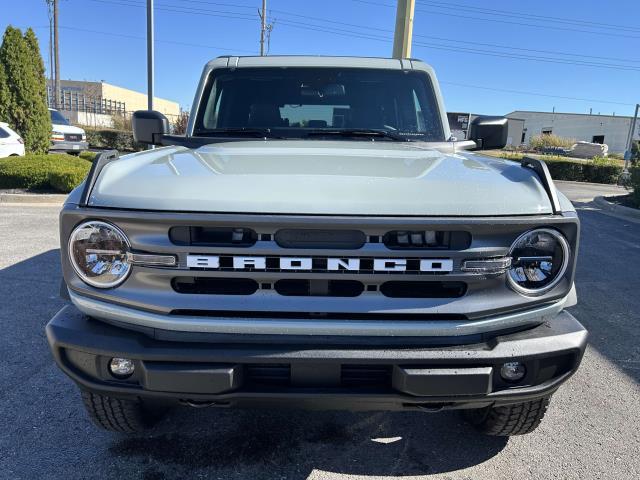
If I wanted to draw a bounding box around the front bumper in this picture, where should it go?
[50,140,88,152]
[46,305,587,411]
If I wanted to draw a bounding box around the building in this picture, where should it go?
[48,80,181,128]
[506,110,640,153]
[447,112,525,147]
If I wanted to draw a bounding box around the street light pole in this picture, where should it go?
[623,103,639,172]
[259,0,266,56]
[146,0,154,111]
[53,0,60,109]
[392,0,415,59]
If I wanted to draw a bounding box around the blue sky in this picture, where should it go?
[3,0,640,116]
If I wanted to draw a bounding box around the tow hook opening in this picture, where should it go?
[179,399,231,408]
[408,403,452,412]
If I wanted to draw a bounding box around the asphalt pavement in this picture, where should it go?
[0,190,638,480]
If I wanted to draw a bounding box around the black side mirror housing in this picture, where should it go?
[132,110,169,145]
[468,116,508,150]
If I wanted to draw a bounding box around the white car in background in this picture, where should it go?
[49,108,88,154]
[0,122,25,157]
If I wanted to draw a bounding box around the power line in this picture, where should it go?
[417,0,640,33]
[439,81,635,107]
[352,0,640,39]
[264,6,640,65]
[77,0,640,72]
[53,25,256,53]
[57,1,636,108]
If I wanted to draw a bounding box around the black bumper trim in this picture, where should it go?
[46,304,587,409]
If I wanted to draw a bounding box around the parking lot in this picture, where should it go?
[0,191,638,480]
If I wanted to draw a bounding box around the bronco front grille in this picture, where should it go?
[60,209,579,321]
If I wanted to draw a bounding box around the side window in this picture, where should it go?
[412,91,426,131]
[202,81,222,129]
[0,127,11,139]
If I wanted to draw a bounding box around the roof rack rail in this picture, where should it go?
[521,156,561,214]
[79,150,119,207]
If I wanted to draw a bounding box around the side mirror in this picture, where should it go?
[468,116,508,150]
[132,110,169,145]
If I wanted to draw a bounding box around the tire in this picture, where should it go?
[81,390,165,433]
[463,397,551,436]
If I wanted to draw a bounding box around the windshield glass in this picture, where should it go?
[194,68,444,141]
[49,109,69,125]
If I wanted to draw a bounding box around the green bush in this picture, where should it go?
[0,154,90,191]
[630,167,640,208]
[78,150,97,161]
[47,168,88,193]
[497,152,524,161]
[542,156,623,184]
[529,134,575,151]
[632,141,640,166]
[86,129,143,152]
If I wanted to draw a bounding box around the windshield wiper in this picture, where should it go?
[194,128,285,139]
[306,129,410,142]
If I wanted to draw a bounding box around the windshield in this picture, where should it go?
[49,109,69,125]
[194,68,445,141]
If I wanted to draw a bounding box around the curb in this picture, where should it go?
[0,193,66,205]
[593,196,640,221]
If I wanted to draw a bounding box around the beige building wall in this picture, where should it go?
[55,80,181,118]
[101,83,180,118]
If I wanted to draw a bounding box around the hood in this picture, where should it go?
[52,123,85,134]
[88,140,553,216]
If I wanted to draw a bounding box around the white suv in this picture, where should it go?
[49,108,88,154]
[0,122,25,157]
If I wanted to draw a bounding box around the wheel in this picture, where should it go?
[463,397,551,436]
[81,390,166,433]
[67,151,80,156]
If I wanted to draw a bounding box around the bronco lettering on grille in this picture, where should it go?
[186,255,454,273]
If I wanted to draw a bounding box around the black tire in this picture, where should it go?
[81,390,165,433]
[463,397,551,436]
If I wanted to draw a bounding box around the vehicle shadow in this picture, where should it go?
[110,406,507,478]
[568,205,640,384]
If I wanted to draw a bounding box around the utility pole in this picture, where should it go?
[146,0,154,111]
[392,0,415,59]
[259,0,267,56]
[53,0,60,109]
[623,103,639,172]
[46,1,54,107]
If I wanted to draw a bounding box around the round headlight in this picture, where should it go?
[68,221,131,288]
[507,228,570,296]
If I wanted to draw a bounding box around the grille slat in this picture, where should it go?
[172,277,258,295]
[275,229,366,249]
[275,279,364,297]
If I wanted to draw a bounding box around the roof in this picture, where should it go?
[506,110,634,120]
[206,55,429,71]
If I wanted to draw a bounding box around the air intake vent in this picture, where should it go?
[380,281,467,298]
[383,230,471,250]
[274,279,364,297]
[275,229,366,249]
[245,364,290,387]
[172,277,258,295]
[341,365,392,388]
[169,226,257,247]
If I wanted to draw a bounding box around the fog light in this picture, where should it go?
[500,362,526,382]
[109,357,135,378]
